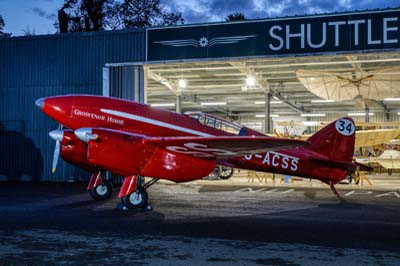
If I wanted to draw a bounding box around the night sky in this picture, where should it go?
[0,0,399,36]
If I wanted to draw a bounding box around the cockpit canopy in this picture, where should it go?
[185,112,242,135]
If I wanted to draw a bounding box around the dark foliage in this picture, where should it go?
[0,14,12,37]
[55,0,184,33]
[225,12,247,21]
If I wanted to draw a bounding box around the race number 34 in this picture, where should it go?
[335,119,355,136]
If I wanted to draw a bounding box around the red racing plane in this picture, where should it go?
[35,95,367,210]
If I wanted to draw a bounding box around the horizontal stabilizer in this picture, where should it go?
[311,158,373,172]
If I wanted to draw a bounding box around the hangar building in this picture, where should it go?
[1,8,400,182]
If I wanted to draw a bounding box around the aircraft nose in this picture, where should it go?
[35,98,45,109]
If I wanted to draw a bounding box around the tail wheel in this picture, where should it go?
[219,167,234,179]
[122,188,148,209]
[89,179,113,200]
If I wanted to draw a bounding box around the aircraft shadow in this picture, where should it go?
[0,123,43,182]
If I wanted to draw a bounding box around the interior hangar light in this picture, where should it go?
[348,112,374,116]
[254,101,282,104]
[300,113,326,117]
[384,98,400,101]
[178,79,186,89]
[246,76,256,86]
[255,114,279,118]
[311,99,335,103]
[201,102,227,106]
[151,103,175,107]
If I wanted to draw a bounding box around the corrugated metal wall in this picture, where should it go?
[0,29,146,182]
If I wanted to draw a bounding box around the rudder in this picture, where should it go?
[306,117,355,162]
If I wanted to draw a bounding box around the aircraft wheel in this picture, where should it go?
[219,167,234,179]
[89,179,113,200]
[205,166,221,180]
[122,188,148,209]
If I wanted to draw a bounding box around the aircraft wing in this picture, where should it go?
[83,128,309,181]
[355,129,400,148]
[145,136,309,159]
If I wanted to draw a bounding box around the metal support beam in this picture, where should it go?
[272,91,304,114]
[181,94,232,116]
[148,69,230,115]
[176,95,182,113]
[265,93,271,133]
[147,69,181,96]
[102,67,110,97]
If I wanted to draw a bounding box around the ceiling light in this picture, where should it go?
[254,101,282,104]
[348,112,374,116]
[151,103,175,107]
[384,98,400,101]
[246,76,256,86]
[300,113,326,117]
[255,114,279,118]
[303,121,320,126]
[311,99,335,103]
[201,102,227,106]
[178,79,186,88]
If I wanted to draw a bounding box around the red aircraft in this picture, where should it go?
[36,94,368,210]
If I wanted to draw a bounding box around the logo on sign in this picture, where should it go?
[154,35,257,48]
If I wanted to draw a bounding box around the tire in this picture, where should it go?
[205,166,221,180]
[219,167,234,179]
[89,179,113,200]
[122,188,148,209]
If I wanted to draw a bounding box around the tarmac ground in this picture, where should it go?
[0,178,399,265]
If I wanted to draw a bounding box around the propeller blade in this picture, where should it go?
[52,140,60,173]
[49,129,64,174]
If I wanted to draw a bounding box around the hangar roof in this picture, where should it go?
[146,52,400,118]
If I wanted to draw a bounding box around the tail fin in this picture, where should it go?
[306,117,355,162]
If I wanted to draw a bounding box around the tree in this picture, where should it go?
[56,0,111,33]
[119,0,184,28]
[22,25,36,36]
[55,0,184,33]
[0,14,11,37]
[226,12,247,22]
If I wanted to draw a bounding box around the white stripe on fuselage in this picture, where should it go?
[100,109,215,137]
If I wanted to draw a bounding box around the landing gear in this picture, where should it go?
[87,171,113,200]
[219,166,234,179]
[204,166,234,180]
[329,181,340,197]
[122,187,148,209]
[120,176,159,210]
[89,179,113,200]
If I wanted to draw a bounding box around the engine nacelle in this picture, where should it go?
[59,130,98,173]
[87,128,216,182]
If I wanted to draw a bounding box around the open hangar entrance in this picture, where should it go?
[103,8,400,186]
[143,52,400,132]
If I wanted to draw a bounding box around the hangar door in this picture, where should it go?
[103,65,146,103]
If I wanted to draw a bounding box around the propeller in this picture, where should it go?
[49,127,64,174]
